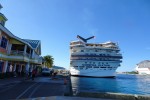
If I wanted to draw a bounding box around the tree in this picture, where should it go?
[43,55,54,68]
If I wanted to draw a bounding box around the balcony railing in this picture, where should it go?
[31,56,43,64]
[10,50,24,55]
[10,50,31,58]
[25,53,31,58]
[10,50,42,64]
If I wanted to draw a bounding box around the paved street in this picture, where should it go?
[0,76,66,100]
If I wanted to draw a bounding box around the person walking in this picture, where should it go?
[29,67,32,78]
[25,70,29,80]
[32,69,36,80]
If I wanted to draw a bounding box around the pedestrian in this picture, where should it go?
[50,69,54,77]
[29,67,32,78]
[25,70,29,80]
[54,71,57,77]
[52,71,57,80]
[13,71,17,77]
[32,69,36,80]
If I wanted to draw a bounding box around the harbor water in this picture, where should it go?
[71,74,150,95]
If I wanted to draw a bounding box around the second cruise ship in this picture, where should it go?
[70,35,122,77]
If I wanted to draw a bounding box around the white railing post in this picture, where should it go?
[24,45,27,56]
[13,63,16,72]
[25,62,29,71]
[29,49,32,58]
[32,50,35,58]
[3,61,8,73]
[7,43,12,54]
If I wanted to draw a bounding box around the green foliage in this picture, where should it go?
[126,71,138,74]
[43,55,54,68]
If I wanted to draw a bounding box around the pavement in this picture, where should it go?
[0,76,67,100]
[0,76,115,100]
[21,96,115,100]
[0,77,24,85]
[0,74,66,85]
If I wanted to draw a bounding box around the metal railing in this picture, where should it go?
[31,56,42,64]
[10,50,24,55]
[10,50,31,58]
[10,50,42,64]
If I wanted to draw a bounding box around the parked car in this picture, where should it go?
[42,68,51,76]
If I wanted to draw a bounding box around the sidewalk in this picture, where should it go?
[22,96,114,100]
[0,75,67,85]
[0,77,24,85]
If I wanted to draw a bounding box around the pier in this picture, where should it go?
[0,74,150,100]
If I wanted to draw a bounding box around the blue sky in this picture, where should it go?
[1,0,150,72]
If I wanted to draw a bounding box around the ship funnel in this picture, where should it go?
[77,35,95,43]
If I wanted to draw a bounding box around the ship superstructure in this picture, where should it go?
[70,35,122,77]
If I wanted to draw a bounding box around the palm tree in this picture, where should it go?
[43,55,54,68]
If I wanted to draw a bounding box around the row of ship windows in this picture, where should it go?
[70,42,117,48]
[71,58,120,61]
[70,62,111,65]
[70,62,109,64]
[73,50,119,53]
[85,54,110,56]
[73,66,116,69]
[85,45,118,50]
[84,62,108,64]
[82,64,110,67]
[80,69,115,70]
[71,54,122,58]
[70,44,117,48]
[72,67,116,70]
[71,55,122,58]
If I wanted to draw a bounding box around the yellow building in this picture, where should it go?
[0,4,42,78]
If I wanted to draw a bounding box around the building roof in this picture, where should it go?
[0,6,41,55]
[0,24,37,49]
[0,24,41,55]
[22,39,40,49]
[137,60,150,68]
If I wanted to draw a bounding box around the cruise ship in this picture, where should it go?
[70,35,122,77]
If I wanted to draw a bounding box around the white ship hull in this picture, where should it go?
[70,68,116,77]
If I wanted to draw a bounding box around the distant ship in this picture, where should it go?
[69,35,122,77]
[136,60,150,75]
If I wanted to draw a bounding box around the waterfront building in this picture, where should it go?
[0,5,42,78]
[135,60,150,75]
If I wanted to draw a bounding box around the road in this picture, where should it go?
[0,76,66,100]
